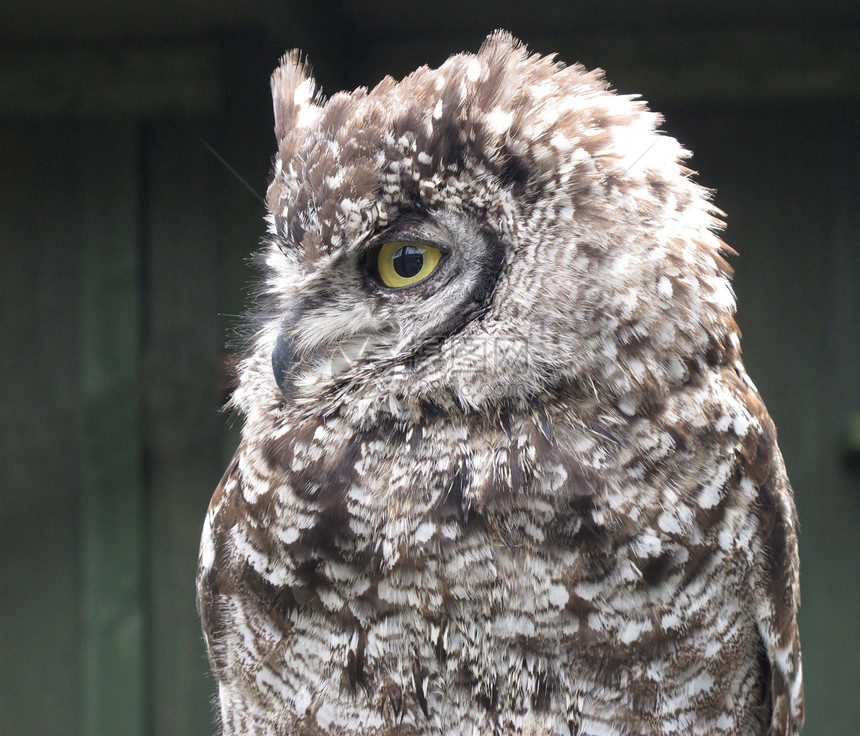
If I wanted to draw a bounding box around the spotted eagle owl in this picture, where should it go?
[197,32,803,736]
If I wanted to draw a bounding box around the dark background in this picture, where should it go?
[2,2,858,735]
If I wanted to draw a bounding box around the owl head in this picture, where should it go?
[233,31,738,429]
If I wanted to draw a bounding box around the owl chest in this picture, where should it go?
[230,511,758,736]
[243,410,756,643]
[228,412,763,731]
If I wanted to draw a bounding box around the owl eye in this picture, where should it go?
[377,241,442,288]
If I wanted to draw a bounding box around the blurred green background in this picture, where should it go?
[1,2,858,735]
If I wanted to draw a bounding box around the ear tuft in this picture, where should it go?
[481,29,525,55]
[271,51,320,141]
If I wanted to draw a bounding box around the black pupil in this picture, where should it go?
[392,246,424,278]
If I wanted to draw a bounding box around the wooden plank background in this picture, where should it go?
[1,120,87,735]
[78,120,146,736]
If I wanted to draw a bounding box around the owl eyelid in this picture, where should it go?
[367,235,449,257]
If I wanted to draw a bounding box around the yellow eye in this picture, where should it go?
[377,241,442,288]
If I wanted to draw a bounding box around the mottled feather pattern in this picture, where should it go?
[198,32,803,736]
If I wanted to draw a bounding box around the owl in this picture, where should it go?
[197,32,803,736]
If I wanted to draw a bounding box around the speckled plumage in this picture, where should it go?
[197,32,803,736]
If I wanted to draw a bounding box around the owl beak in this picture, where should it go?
[272,325,296,399]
